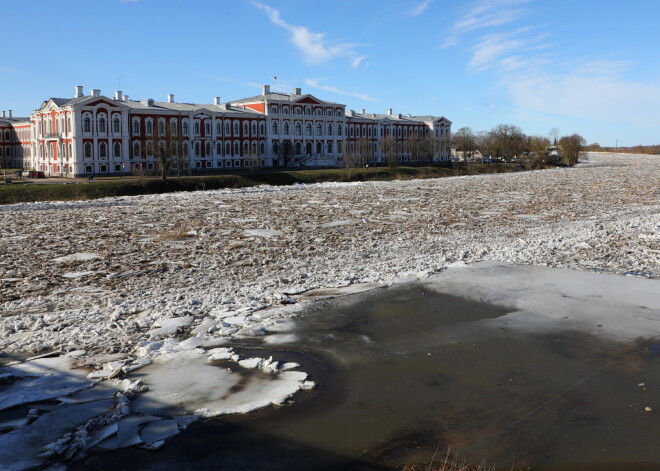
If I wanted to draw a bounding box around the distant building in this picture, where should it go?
[2,85,451,176]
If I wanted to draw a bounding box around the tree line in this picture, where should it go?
[452,125,586,167]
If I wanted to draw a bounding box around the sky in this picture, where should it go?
[1,0,659,146]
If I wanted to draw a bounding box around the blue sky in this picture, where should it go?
[2,0,659,146]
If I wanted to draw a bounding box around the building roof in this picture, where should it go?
[230,92,342,106]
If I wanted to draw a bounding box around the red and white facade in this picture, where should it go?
[3,85,451,176]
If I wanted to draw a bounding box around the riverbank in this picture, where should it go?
[0,163,519,205]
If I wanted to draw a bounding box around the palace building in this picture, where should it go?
[0,85,451,177]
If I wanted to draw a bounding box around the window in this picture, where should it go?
[336,109,342,117]
[272,122,278,134]
[271,105,277,114]
[83,117,91,133]
[294,107,301,115]
[337,124,342,136]
[328,141,333,153]
[100,164,108,172]
[146,121,153,135]
[316,123,322,136]
[233,122,239,135]
[243,122,248,135]
[327,123,333,136]
[194,122,200,136]
[114,164,121,172]
[315,108,322,116]
[260,142,265,154]
[295,123,301,136]
[133,120,140,134]
[225,122,230,135]
[316,142,322,154]
[305,106,311,115]
[171,121,178,136]
[217,142,222,155]
[114,142,121,158]
[338,141,343,153]
[284,122,290,135]
[243,141,249,154]
[234,141,239,155]
[133,142,140,158]
[195,142,200,157]
[182,122,188,135]
[305,123,312,136]
[98,117,106,133]
[283,106,289,114]
[158,121,165,135]
[205,122,211,135]
[84,142,92,158]
[260,123,265,135]
[226,142,231,156]
[85,165,93,173]
[146,141,153,157]
[216,123,221,135]
[113,117,120,133]
[205,142,211,156]
[251,122,256,136]
[273,141,279,154]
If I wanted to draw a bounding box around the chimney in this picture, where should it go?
[167,94,175,103]
[349,110,355,117]
[115,90,123,101]
[123,95,129,101]
[360,109,366,114]
[8,110,12,118]
[91,89,101,97]
[147,98,154,107]
[262,85,270,95]
[1,111,5,118]
[214,97,221,105]
[387,108,393,115]
[294,87,302,95]
[75,85,84,98]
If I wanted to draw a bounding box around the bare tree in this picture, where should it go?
[559,133,586,166]
[490,124,524,161]
[549,128,560,146]
[452,127,477,162]
[380,135,397,168]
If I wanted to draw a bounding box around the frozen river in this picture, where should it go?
[1,153,659,468]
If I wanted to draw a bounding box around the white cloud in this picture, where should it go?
[469,28,549,72]
[505,61,660,128]
[439,0,531,49]
[305,78,378,102]
[408,0,434,17]
[351,56,367,69]
[252,1,367,67]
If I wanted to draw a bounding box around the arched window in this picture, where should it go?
[295,142,301,155]
[84,142,92,158]
[243,141,249,154]
[182,122,188,135]
[225,122,230,135]
[233,122,239,135]
[327,123,333,135]
[195,142,200,157]
[113,117,120,133]
[216,123,221,135]
[283,122,290,135]
[260,142,265,154]
[183,142,189,157]
[252,122,257,135]
[305,123,312,136]
[132,120,139,134]
[328,141,333,153]
[294,108,301,115]
[350,126,354,137]
[114,142,121,158]
[83,117,91,133]
[217,142,222,155]
[171,121,177,136]
[194,122,200,135]
[273,141,279,154]
[226,142,231,156]
[98,117,106,133]
[158,121,165,135]
[146,141,153,156]
[205,142,211,156]
[304,106,311,115]
[337,124,342,136]
[271,105,277,114]
[146,121,153,135]
[316,142,322,154]
[133,142,140,158]
[243,122,248,135]
[205,122,211,135]
[315,108,322,116]
[338,141,343,153]
[272,122,278,134]
[295,123,301,136]
[260,123,265,135]
[234,141,240,155]
[316,123,322,136]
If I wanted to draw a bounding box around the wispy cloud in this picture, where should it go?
[439,0,531,49]
[505,60,660,128]
[209,76,263,89]
[305,78,378,102]
[469,27,549,72]
[408,0,434,17]
[252,1,367,67]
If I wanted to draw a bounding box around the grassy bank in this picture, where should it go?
[0,164,519,205]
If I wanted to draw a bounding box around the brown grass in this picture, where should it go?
[402,448,497,471]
